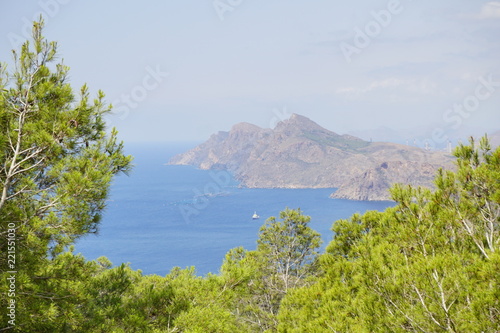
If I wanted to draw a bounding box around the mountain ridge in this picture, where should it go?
[168,114,455,200]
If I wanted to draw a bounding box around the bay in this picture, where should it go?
[75,142,395,276]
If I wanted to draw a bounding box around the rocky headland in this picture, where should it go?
[168,114,455,201]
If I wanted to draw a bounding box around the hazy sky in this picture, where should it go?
[1,1,499,144]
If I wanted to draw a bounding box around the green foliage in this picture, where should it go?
[0,20,132,332]
[218,208,322,332]
[257,208,322,293]
[278,137,500,332]
[174,304,243,333]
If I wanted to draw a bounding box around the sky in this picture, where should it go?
[0,0,499,146]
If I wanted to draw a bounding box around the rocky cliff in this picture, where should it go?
[169,114,455,200]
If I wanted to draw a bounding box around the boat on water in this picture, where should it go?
[252,211,260,220]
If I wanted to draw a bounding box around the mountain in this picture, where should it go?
[330,160,439,201]
[169,114,455,200]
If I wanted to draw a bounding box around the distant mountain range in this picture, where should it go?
[168,114,457,201]
[490,130,500,147]
[349,126,500,150]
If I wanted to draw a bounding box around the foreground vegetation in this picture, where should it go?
[1,22,499,332]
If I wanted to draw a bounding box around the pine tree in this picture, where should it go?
[221,208,322,331]
[278,137,500,332]
[0,20,132,332]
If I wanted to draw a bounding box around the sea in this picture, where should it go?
[74,142,395,276]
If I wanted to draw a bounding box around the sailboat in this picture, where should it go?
[252,211,260,220]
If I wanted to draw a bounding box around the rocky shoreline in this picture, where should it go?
[169,114,455,201]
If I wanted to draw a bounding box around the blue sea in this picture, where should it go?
[75,143,394,276]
